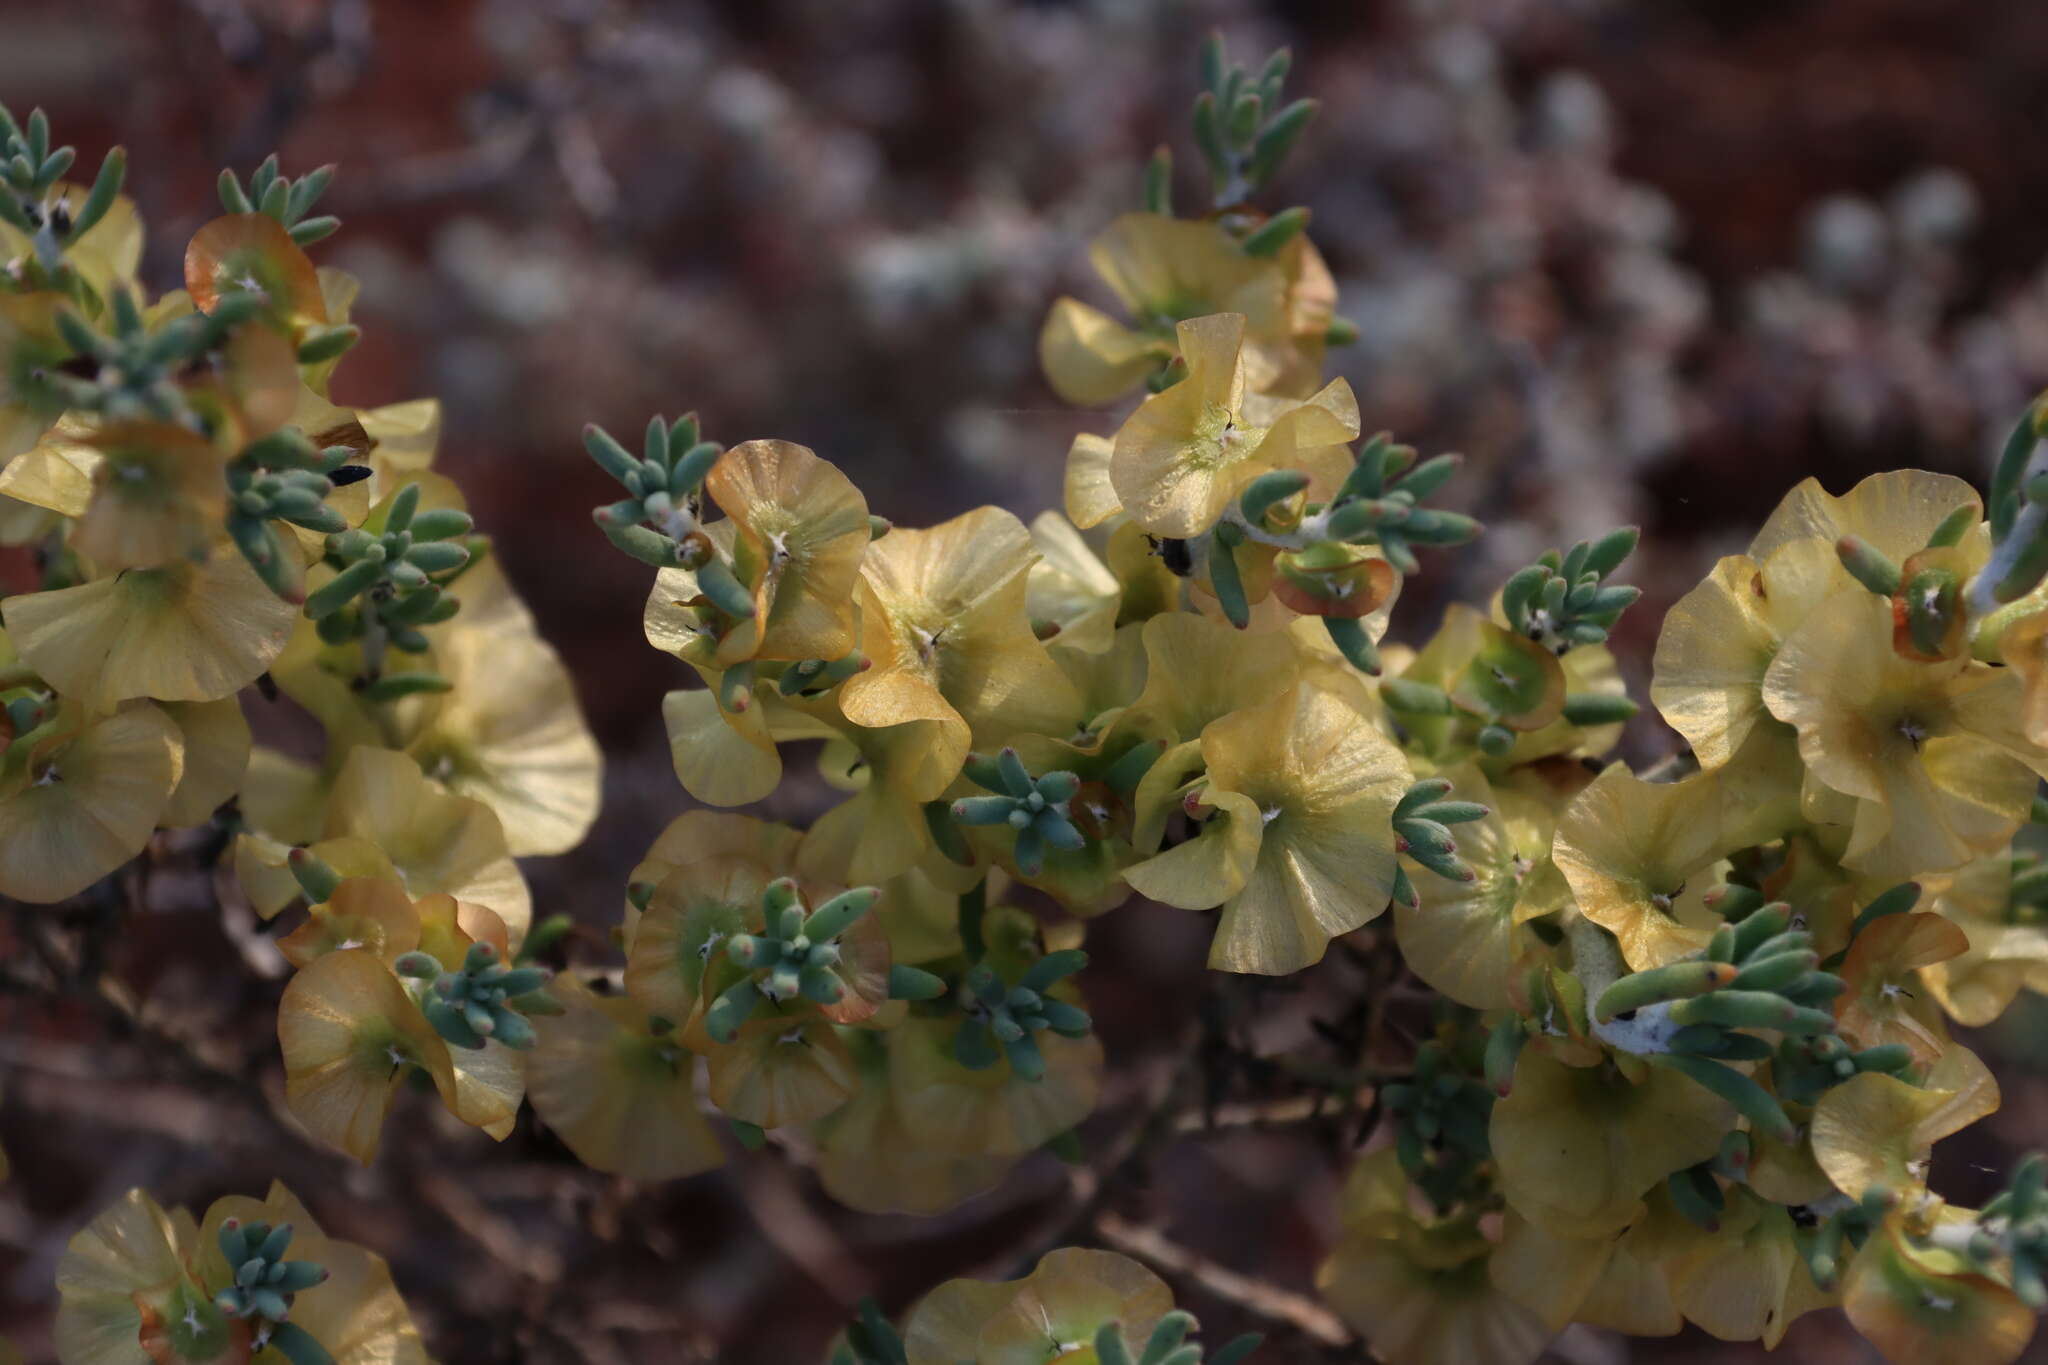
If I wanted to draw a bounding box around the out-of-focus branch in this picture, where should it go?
[1095,1211,1356,1352]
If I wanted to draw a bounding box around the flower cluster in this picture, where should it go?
[53,1182,425,1365]
[23,29,2048,1365]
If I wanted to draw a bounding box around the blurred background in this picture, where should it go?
[8,0,2048,1360]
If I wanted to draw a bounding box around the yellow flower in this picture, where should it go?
[704,438,872,665]
[1317,1149,1551,1365]
[902,1247,1173,1365]
[1039,212,1292,406]
[841,504,1081,755]
[1764,590,2048,881]
[1107,312,1358,539]
[1393,764,1569,1010]
[1842,1213,2036,1365]
[524,976,723,1182]
[1490,1049,1731,1239]
[1125,676,1410,974]
[1656,469,1984,767]
[2,552,297,712]
[1551,764,1742,969]
[276,883,527,1157]
[0,701,183,903]
[53,1188,204,1365]
[1834,911,1970,1067]
[1810,1051,2001,1200]
[278,947,458,1163]
[622,812,805,1025]
[184,213,327,333]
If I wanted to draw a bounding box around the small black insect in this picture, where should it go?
[1153,535,1194,577]
[329,465,375,486]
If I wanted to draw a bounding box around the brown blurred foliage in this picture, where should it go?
[9,0,2048,1361]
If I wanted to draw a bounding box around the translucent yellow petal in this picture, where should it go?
[710,439,870,662]
[661,684,783,807]
[1089,213,1287,329]
[397,621,601,856]
[1552,764,1734,969]
[1122,788,1263,909]
[4,555,297,711]
[888,1014,1103,1158]
[157,698,250,828]
[525,978,722,1181]
[1062,432,1122,529]
[54,1188,187,1365]
[1026,510,1120,654]
[197,1182,429,1365]
[1038,297,1167,406]
[1649,1191,1831,1345]
[1811,1052,2000,1199]
[1750,469,1982,563]
[1491,1211,1680,1337]
[1318,1230,1550,1365]
[980,1248,1175,1365]
[357,398,441,474]
[812,1032,1010,1215]
[1650,553,1784,769]
[0,703,181,902]
[0,434,95,516]
[1490,1049,1731,1240]
[843,506,1080,749]
[320,746,531,944]
[1200,680,1410,974]
[704,1017,858,1128]
[1118,611,1300,746]
[279,948,455,1163]
[903,1278,1017,1365]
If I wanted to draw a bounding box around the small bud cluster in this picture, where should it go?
[308,482,476,691]
[212,1218,334,1365]
[704,879,882,1041]
[394,941,552,1051]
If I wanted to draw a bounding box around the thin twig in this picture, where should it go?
[1095,1211,1356,1350]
